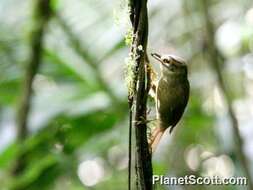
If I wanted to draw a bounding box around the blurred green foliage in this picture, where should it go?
[0,0,253,190]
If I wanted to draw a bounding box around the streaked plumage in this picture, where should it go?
[150,53,190,152]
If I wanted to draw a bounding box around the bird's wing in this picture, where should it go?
[170,80,190,132]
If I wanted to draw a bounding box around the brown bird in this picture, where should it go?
[149,53,190,152]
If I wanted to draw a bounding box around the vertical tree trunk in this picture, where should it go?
[128,0,153,189]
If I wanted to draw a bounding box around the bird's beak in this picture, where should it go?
[151,53,162,63]
[151,53,169,68]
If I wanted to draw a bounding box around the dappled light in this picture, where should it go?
[0,0,253,189]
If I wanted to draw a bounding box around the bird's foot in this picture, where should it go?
[134,117,156,125]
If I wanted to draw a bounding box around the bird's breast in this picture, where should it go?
[157,76,188,103]
[156,75,189,125]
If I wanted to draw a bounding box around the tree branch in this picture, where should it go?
[128,0,153,189]
[13,0,53,176]
[201,1,253,189]
[55,14,120,104]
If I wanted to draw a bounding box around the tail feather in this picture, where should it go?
[148,127,160,145]
[149,127,165,153]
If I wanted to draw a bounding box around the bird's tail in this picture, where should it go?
[149,121,166,152]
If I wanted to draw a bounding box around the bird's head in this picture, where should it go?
[151,53,187,76]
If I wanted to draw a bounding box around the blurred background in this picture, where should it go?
[0,0,253,189]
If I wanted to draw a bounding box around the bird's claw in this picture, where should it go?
[134,117,157,125]
[134,116,147,125]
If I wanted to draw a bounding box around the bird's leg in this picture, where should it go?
[134,117,157,125]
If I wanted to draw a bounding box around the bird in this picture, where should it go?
[149,53,190,152]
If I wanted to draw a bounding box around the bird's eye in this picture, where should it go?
[163,59,170,63]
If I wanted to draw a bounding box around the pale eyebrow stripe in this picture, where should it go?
[171,58,186,66]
